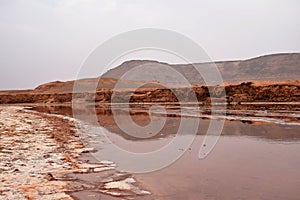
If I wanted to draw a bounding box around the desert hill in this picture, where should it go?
[102,53,300,84]
[0,53,299,104]
[25,53,300,93]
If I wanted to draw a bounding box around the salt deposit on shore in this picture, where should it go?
[0,106,150,199]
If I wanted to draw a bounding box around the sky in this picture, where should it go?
[0,0,299,90]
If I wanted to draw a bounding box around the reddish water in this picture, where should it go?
[96,119,300,200]
[136,135,300,200]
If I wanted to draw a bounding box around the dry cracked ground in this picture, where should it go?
[0,106,150,200]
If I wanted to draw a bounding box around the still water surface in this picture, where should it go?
[33,104,300,200]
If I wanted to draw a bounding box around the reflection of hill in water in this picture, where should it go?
[31,104,300,142]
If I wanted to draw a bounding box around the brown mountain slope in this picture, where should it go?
[25,53,300,93]
[102,53,300,84]
[33,78,163,93]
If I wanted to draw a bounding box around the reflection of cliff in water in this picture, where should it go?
[31,104,300,142]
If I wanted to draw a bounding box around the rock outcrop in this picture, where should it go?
[0,81,299,104]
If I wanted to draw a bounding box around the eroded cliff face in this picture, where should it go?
[225,83,300,103]
[0,82,299,104]
[0,92,73,104]
[112,82,300,103]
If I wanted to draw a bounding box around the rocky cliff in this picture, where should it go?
[0,81,299,104]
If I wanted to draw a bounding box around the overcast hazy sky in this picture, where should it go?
[1,0,299,90]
